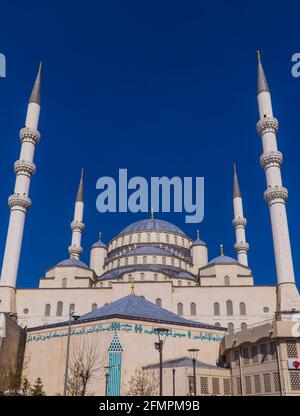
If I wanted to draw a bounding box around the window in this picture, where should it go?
[156,233,160,242]
[270,342,277,360]
[263,306,269,313]
[212,378,220,395]
[245,376,252,394]
[200,377,209,395]
[56,301,63,316]
[241,322,247,331]
[69,303,75,313]
[91,303,97,311]
[177,303,183,316]
[226,300,233,316]
[23,308,29,315]
[260,343,268,362]
[153,256,157,264]
[143,256,147,264]
[254,375,261,394]
[178,280,182,286]
[174,235,178,245]
[154,273,158,281]
[290,371,300,391]
[263,373,271,393]
[223,379,231,396]
[125,257,128,265]
[236,377,242,395]
[129,235,132,244]
[251,346,258,363]
[108,281,112,287]
[134,256,137,265]
[228,322,234,333]
[238,302,246,316]
[147,233,150,242]
[171,258,174,266]
[62,278,67,288]
[162,256,166,264]
[273,372,280,392]
[242,347,249,365]
[166,234,169,243]
[215,322,221,327]
[224,276,230,286]
[45,304,51,317]
[190,303,196,316]
[214,302,220,316]
[234,350,239,366]
[286,340,298,358]
[140,273,145,281]
[155,298,162,307]
[128,274,132,281]
[138,234,141,243]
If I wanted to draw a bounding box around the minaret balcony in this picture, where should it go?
[19,127,41,145]
[234,241,249,253]
[264,186,288,205]
[68,245,83,258]
[14,160,36,177]
[256,117,279,135]
[8,193,32,212]
[71,220,85,232]
[260,151,283,170]
[232,217,247,228]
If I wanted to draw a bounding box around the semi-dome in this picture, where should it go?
[208,255,237,265]
[57,258,89,268]
[118,219,186,236]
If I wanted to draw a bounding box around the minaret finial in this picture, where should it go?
[76,169,84,202]
[29,62,42,105]
[151,207,154,220]
[196,230,200,240]
[220,244,224,256]
[233,162,241,198]
[131,276,135,295]
[99,232,102,240]
[257,51,269,94]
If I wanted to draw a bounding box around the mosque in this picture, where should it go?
[0,55,300,396]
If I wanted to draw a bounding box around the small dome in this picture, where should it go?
[92,233,107,249]
[208,255,237,265]
[118,219,185,237]
[57,258,88,268]
[191,238,206,247]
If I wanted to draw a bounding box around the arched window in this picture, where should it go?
[153,256,157,264]
[224,276,230,286]
[215,322,221,327]
[166,234,169,243]
[92,303,97,311]
[56,301,63,316]
[239,302,246,316]
[108,281,112,287]
[228,322,234,333]
[156,233,160,242]
[128,274,132,281]
[125,257,128,265]
[190,302,196,316]
[178,280,182,286]
[129,235,132,244]
[154,273,158,281]
[62,278,67,288]
[162,257,166,264]
[45,304,51,317]
[177,303,183,316]
[143,256,147,264]
[140,273,145,281]
[241,322,247,331]
[134,256,137,264]
[226,300,233,316]
[138,234,141,243]
[214,302,220,316]
[156,298,162,307]
[69,303,75,314]
[171,258,174,266]
[147,233,150,242]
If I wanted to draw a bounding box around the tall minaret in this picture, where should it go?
[232,163,249,266]
[68,169,85,260]
[256,52,300,315]
[0,64,42,313]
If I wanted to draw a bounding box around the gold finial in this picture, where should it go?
[257,50,261,62]
[131,276,135,295]
[151,207,154,220]
[220,244,224,256]
[196,230,200,240]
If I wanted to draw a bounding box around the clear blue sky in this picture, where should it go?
[0,1,299,288]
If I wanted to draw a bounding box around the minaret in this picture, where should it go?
[68,169,85,260]
[232,163,249,266]
[0,64,42,313]
[256,52,300,315]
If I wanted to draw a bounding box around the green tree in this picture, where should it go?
[31,378,45,396]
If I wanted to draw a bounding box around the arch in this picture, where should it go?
[125,257,128,265]
[56,301,63,316]
[134,256,137,264]
[147,233,150,242]
[177,302,183,316]
[62,278,67,288]
[241,322,247,331]
[143,256,147,264]
[190,302,196,316]
[178,280,182,286]
[140,272,145,281]
[239,302,246,316]
[92,303,97,311]
[44,304,51,317]
[152,256,157,264]
[224,276,230,286]
[226,300,233,316]
[166,234,169,243]
[214,302,220,316]
[69,303,75,314]
[154,273,158,281]
[162,256,166,264]
[215,322,221,327]
[228,322,234,333]
[155,298,162,307]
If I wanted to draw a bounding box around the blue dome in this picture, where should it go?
[209,255,237,265]
[57,258,89,268]
[125,246,171,256]
[118,219,185,236]
[191,238,206,247]
[92,239,107,249]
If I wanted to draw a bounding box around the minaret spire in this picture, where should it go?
[0,64,42,312]
[257,51,269,94]
[256,54,300,316]
[68,170,85,260]
[232,163,249,266]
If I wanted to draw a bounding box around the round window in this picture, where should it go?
[263,306,269,313]
[23,308,29,315]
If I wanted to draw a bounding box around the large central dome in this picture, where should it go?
[118,218,186,236]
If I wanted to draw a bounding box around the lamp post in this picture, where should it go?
[188,348,199,396]
[63,308,80,396]
[154,327,168,396]
[171,360,180,396]
[104,366,109,396]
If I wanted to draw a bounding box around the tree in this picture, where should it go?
[67,336,103,396]
[31,378,45,396]
[21,377,31,396]
[127,369,159,396]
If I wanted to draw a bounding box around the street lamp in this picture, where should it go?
[171,359,180,396]
[63,307,80,396]
[188,348,199,396]
[154,327,168,396]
